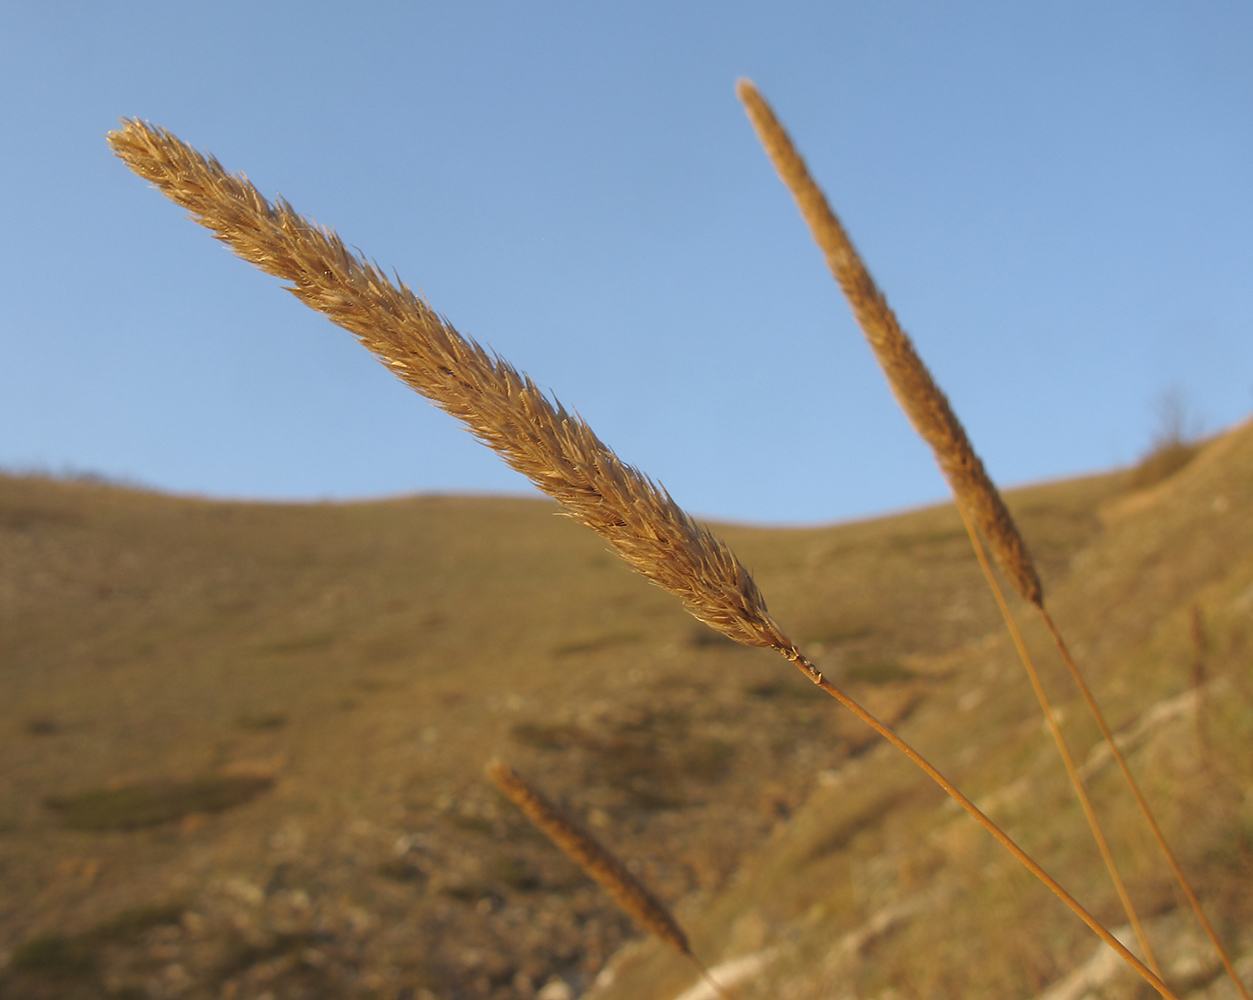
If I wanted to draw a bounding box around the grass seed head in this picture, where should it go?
[107,118,796,649]
[735,79,1043,607]
[485,760,691,956]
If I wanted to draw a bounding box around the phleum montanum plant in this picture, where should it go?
[107,119,785,655]
[107,103,1223,1000]
[486,761,732,1000]
[735,78,1248,1000]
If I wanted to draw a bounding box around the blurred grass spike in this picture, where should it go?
[486,761,732,999]
[486,760,690,954]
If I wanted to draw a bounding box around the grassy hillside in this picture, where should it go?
[0,420,1249,1000]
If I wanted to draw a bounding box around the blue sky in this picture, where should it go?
[2,2,1251,524]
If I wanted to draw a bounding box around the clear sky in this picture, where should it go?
[2,2,1251,525]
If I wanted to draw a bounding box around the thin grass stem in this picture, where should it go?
[735,77,1195,998]
[954,502,1161,977]
[1039,610,1252,1000]
[773,645,1178,1000]
[735,78,1043,608]
[111,112,1185,1000]
[487,761,733,999]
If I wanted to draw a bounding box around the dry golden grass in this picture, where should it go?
[734,79,1042,609]
[487,760,733,999]
[3,434,1249,999]
[106,114,1187,1000]
[735,77,1247,1000]
[106,120,789,655]
[487,760,691,957]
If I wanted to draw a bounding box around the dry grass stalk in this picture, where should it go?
[734,73,1163,968]
[106,118,789,654]
[111,117,1176,1000]
[1038,606,1253,1000]
[488,761,733,1000]
[486,760,691,955]
[736,78,1247,1000]
[735,79,1042,609]
[954,503,1161,978]
[774,645,1176,1000]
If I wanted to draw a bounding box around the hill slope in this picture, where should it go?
[0,422,1249,1000]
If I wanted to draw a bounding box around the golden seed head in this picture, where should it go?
[108,118,801,644]
[485,760,690,956]
[736,81,1043,606]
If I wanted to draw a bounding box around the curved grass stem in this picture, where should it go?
[775,646,1178,1000]
[1038,609,1252,1000]
[954,502,1161,978]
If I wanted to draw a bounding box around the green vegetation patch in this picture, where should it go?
[377,858,427,884]
[0,502,82,532]
[254,629,337,654]
[1128,440,1201,490]
[885,527,968,550]
[236,710,288,731]
[89,903,187,942]
[746,678,814,701]
[509,705,732,810]
[7,903,184,988]
[23,716,60,736]
[510,721,593,750]
[552,630,641,656]
[44,775,273,830]
[845,659,918,685]
[490,854,542,891]
[803,624,874,646]
[680,737,735,782]
[215,930,320,983]
[9,933,97,976]
[686,625,740,649]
